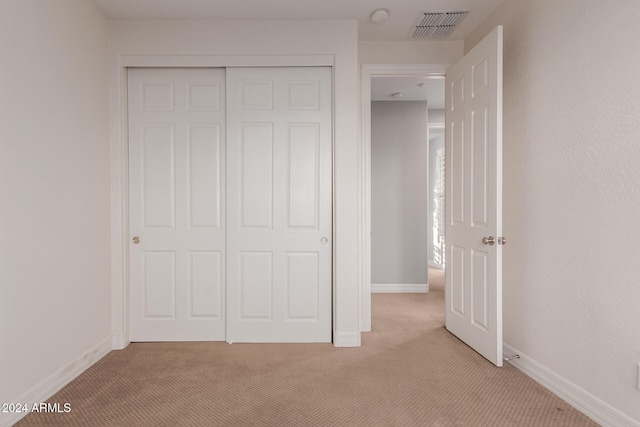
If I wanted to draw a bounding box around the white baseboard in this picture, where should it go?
[503,344,639,427]
[2,337,112,427]
[333,331,360,347]
[111,332,129,350]
[372,283,429,293]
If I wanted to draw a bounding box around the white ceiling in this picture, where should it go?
[90,0,504,41]
[371,76,445,108]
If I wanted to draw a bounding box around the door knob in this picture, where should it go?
[132,236,140,244]
[498,236,507,245]
[482,236,495,246]
[320,237,328,244]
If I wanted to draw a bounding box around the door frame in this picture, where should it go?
[112,54,336,348]
[360,64,450,332]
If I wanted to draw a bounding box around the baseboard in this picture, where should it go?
[333,331,360,347]
[111,332,129,350]
[2,337,112,427]
[503,344,639,427]
[372,283,429,293]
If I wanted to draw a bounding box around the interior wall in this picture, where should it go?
[0,0,110,414]
[428,109,445,125]
[359,40,463,65]
[467,0,640,422]
[108,19,360,347]
[371,101,428,286]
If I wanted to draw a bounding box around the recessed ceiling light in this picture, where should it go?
[370,9,389,23]
[391,92,404,99]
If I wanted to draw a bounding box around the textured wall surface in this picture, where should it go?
[359,40,463,65]
[371,101,428,284]
[467,0,640,422]
[0,0,110,411]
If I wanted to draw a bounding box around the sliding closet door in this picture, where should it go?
[226,67,333,342]
[128,68,226,341]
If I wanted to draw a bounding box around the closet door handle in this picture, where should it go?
[482,236,495,246]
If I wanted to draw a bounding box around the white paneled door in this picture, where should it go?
[445,26,504,366]
[129,66,332,343]
[226,67,332,343]
[129,68,226,341]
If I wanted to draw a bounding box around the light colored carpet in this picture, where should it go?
[17,269,597,426]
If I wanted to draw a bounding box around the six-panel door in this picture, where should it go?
[445,27,503,366]
[128,67,332,343]
[225,67,332,343]
[128,68,226,341]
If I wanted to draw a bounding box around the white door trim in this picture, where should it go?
[120,54,335,68]
[360,64,450,332]
[111,55,335,349]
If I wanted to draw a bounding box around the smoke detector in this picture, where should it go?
[407,11,469,39]
[370,9,389,23]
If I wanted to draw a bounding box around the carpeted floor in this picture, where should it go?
[17,269,597,426]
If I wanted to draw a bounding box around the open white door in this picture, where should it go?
[445,26,503,366]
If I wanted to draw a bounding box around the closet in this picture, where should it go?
[127,67,332,343]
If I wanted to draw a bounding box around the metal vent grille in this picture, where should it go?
[408,11,469,39]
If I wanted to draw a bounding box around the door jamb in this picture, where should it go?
[112,55,335,349]
[360,64,450,332]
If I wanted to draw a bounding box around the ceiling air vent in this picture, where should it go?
[407,11,469,39]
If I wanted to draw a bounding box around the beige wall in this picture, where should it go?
[359,40,463,65]
[0,0,110,419]
[467,0,640,422]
